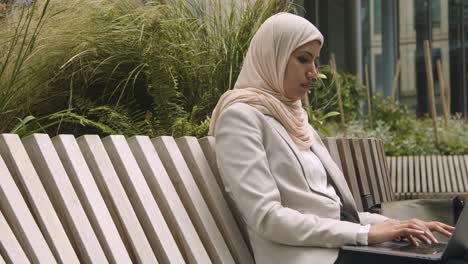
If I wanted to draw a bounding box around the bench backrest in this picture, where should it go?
[322,138,395,210]
[0,133,399,263]
[0,133,250,263]
[387,155,468,200]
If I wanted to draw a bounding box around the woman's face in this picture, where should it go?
[283,40,321,101]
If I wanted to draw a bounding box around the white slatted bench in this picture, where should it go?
[0,133,463,263]
[0,133,254,263]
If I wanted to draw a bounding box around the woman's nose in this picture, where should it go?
[306,70,317,80]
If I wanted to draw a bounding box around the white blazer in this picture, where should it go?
[215,103,388,264]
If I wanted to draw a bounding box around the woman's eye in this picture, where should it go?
[314,59,320,68]
[298,56,310,64]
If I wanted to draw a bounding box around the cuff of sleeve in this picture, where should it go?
[357,224,371,245]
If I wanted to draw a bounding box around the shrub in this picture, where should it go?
[332,93,468,156]
[308,65,366,123]
[1,0,295,138]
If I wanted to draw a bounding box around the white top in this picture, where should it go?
[298,147,370,245]
[298,148,341,202]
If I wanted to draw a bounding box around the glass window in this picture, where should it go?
[374,0,382,34]
[432,0,441,27]
[375,54,383,91]
[432,48,441,96]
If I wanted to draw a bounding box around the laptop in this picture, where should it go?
[341,205,468,261]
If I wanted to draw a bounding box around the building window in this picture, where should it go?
[375,53,383,91]
[432,0,441,27]
[373,0,382,34]
[432,48,442,94]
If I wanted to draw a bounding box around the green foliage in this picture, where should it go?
[0,0,294,138]
[333,93,468,156]
[305,104,339,136]
[308,65,366,122]
[1,0,465,157]
[0,0,51,132]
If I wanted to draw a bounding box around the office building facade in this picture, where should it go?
[296,0,467,118]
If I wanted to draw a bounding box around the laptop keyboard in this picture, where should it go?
[397,243,446,255]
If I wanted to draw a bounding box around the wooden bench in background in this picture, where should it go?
[322,138,395,211]
[322,138,466,232]
[387,155,468,200]
[0,134,463,263]
[323,138,468,205]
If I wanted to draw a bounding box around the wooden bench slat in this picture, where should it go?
[390,156,397,193]
[402,156,408,193]
[408,156,414,193]
[0,209,30,264]
[176,136,255,264]
[414,156,421,193]
[323,138,343,171]
[420,156,428,193]
[153,136,234,264]
[396,156,403,194]
[102,136,184,264]
[453,155,464,192]
[127,136,211,264]
[0,155,55,264]
[379,140,395,201]
[437,156,447,192]
[426,156,434,193]
[22,134,108,264]
[360,140,381,204]
[78,135,158,263]
[431,155,440,193]
[447,156,458,192]
[442,156,452,192]
[0,134,76,263]
[349,139,371,196]
[52,135,132,264]
[336,139,363,211]
[370,140,389,202]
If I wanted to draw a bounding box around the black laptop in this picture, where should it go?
[341,205,468,262]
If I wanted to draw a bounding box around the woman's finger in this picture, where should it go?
[422,229,438,244]
[407,235,419,246]
[433,222,455,232]
[400,227,426,238]
[432,225,452,238]
[398,222,426,233]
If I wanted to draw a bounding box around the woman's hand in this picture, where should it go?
[368,219,454,246]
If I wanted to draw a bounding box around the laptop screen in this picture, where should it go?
[442,205,468,261]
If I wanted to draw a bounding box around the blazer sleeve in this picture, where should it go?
[358,212,390,225]
[215,104,364,248]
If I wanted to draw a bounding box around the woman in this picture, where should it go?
[209,13,453,264]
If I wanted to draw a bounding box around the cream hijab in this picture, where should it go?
[209,12,324,149]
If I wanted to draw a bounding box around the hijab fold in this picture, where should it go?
[209,13,324,149]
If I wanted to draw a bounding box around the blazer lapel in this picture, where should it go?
[265,116,338,202]
[311,142,359,217]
